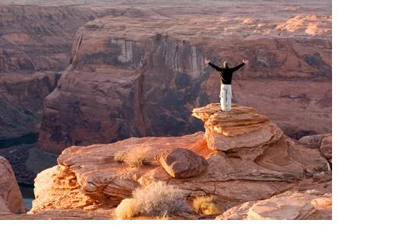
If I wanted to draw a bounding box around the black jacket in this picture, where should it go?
[208,62,245,84]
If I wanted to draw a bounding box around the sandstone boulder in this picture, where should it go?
[299,133,332,164]
[192,103,283,161]
[320,135,332,161]
[216,190,331,220]
[0,156,25,214]
[158,148,208,178]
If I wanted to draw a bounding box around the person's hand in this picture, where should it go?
[204,58,210,64]
[242,59,249,64]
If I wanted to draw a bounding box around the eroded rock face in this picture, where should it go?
[0,156,25,214]
[158,148,208,178]
[193,103,284,161]
[0,4,145,73]
[30,165,94,213]
[0,3,146,151]
[0,1,331,156]
[216,190,332,220]
[276,14,332,36]
[36,3,331,153]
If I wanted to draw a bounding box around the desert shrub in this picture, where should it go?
[114,198,138,220]
[127,155,151,168]
[114,151,127,163]
[114,151,151,168]
[192,196,221,215]
[114,181,191,219]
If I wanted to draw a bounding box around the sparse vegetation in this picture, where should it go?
[113,151,127,163]
[128,155,151,168]
[114,181,192,220]
[114,198,138,220]
[192,196,221,215]
[113,151,151,167]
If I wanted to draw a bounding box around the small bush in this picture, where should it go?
[114,198,138,220]
[114,151,151,168]
[192,196,221,215]
[128,155,151,168]
[114,181,191,219]
[114,151,127,163]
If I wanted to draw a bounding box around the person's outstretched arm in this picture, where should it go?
[205,59,222,71]
[231,60,248,72]
[209,62,223,71]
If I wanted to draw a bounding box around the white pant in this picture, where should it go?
[220,84,232,112]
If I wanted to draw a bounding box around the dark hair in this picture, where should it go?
[223,61,229,68]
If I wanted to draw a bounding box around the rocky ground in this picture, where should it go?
[2,104,332,220]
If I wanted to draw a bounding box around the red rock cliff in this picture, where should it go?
[38,10,331,153]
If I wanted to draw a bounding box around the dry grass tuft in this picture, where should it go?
[114,150,151,168]
[192,196,221,215]
[114,181,191,220]
[128,155,151,168]
[114,198,139,220]
[114,151,127,163]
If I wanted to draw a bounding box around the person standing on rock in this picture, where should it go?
[205,59,248,112]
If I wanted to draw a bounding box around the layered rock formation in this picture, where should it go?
[193,103,283,161]
[0,2,146,184]
[29,0,332,154]
[0,3,145,73]
[0,0,331,153]
[30,104,331,220]
[0,3,331,193]
[0,156,25,214]
[216,190,332,220]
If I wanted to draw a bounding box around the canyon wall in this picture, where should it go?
[0,3,148,184]
[0,1,332,155]
[0,4,145,73]
[0,4,146,142]
[38,15,331,153]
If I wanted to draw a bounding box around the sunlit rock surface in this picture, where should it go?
[0,156,25,214]
[30,104,331,220]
